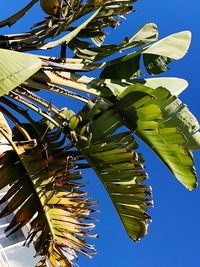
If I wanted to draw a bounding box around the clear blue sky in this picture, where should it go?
[1,1,200,267]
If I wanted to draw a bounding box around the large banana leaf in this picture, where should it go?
[69,102,153,242]
[111,84,200,190]
[143,31,191,75]
[74,78,199,190]
[0,49,42,96]
[82,131,152,241]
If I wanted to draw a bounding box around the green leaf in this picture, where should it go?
[115,84,199,190]
[82,132,152,242]
[143,31,191,59]
[0,49,42,96]
[90,109,122,141]
[143,31,191,74]
[127,22,158,46]
[100,53,142,79]
[143,77,188,95]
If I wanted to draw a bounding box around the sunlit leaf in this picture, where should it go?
[0,49,41,96]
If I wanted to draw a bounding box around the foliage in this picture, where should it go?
[0,1,199,266]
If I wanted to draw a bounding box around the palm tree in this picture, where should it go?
[0,1,199,266]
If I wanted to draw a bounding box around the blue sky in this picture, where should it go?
[1,1,200,267]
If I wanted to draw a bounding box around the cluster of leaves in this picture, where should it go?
[0,1,199,266]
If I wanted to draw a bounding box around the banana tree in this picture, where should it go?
[0,1,199,266]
